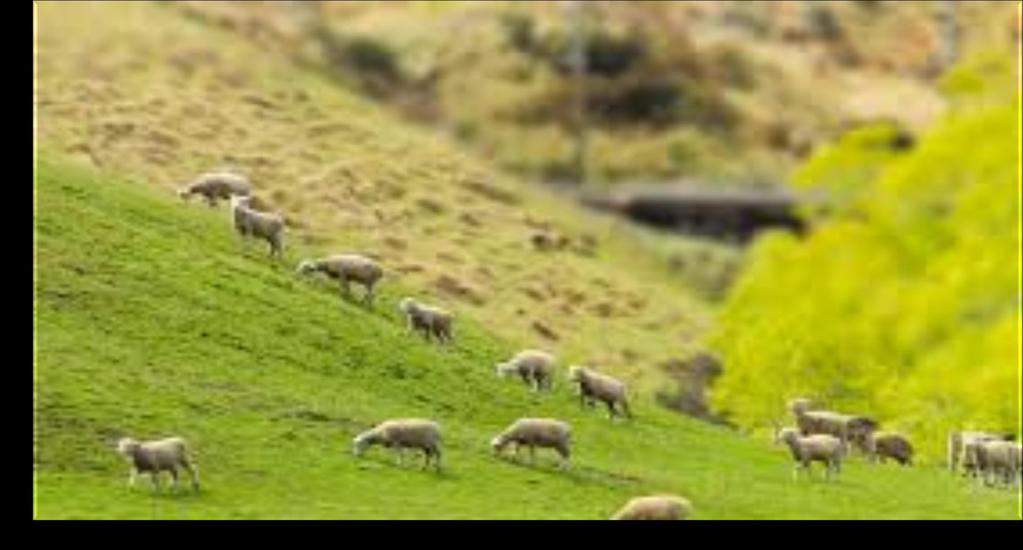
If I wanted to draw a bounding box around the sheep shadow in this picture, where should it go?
[492,455,642,488]
[353,453,450,478]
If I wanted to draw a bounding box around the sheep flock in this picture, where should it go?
[105,168,1019,519]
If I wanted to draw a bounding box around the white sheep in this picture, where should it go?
[611,495,692,520]
[973,439,1021,487]
[568,365,631,420]
[398,297,453,344]
[490,418,571,468]
[297,254,383,306]
[115,436,199,493]
[948,430,1015,477]
[178,171,251,207]
[788,399,876,452]
[230,195,285,257]
[776,427,846,481]
[495,349,555,392]
[352,418,442,470]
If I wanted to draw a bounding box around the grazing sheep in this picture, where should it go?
[568,366,631,420]
[948,430,1015,476]
[611,495,692,520]
[352,418,442,470]
[973,439,1021,487]
[788,399,876,452]
[296,254,383,306]
[115,436,199,493]
[178,171,251,207]
[495,349,555,392]
[398,297,454,344]
[490,418,571,468]
[866,431,914,466]
[776,427,846,481]
[230,195,284,257]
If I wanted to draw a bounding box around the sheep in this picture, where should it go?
[948,430,1015,477]
[567,365,631,420]
[398,297,454,344]
[352,418,442,471]
[972,439,1021,487]
[495,349,555,392]
[788,399,876,453]
[115,436,199,493]
[611,495,692,520]
[230,195,284,257]
[296,254,383,306]
[865,431,914,466]
[776,427,846,481]
[490,418,571,468]
[177,171,251,207]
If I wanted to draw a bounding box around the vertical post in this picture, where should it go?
[939,0,957,70]
[565,0,588,185]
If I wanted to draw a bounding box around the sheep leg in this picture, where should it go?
[127,468,138,489]
[529,445,536,464]
[605,400,616,420]
[362,284,374,307]
[270,235,283,259]
[170,468,180,492]
[181,458,200,492]
[619,399,632,420]
[205,195,216,207]
[556,444,571,469]
[150,471,162,493]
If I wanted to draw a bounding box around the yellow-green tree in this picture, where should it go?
[705,49,1021,460]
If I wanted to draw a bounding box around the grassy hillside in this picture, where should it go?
[35,0,745,401]
[33,154,1020,519]
[171,1,1017,186]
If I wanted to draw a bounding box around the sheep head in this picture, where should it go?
[229,195,252,209]
[352,429,380,457]
[490,433,509,454]
[397,297,416,314]
[777,428,799,447]
[495,362,514,378]
[116,437,140,458]
[295,260,318,275]
[787,398,813,416]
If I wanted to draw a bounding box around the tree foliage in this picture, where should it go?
[705,50,1021,460]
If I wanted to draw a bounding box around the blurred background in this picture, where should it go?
[37,0,1021,458]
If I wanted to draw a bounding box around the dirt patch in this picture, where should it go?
[433,275,485,305]
[459,177,520,206]
[531,320,558,341]
[382,236,408,250]
[416,197,445,214]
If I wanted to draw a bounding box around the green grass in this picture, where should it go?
[34,154,1020,519]
[35,0,724,399]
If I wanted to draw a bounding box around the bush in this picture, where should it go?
[343,37,402,82]
[500,12,536,55]
[547,28,647,78]
[703,51,1021,459]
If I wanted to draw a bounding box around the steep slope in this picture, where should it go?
[34,154,1019,519]
[35,0,735,399]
